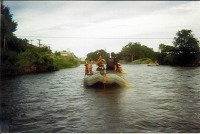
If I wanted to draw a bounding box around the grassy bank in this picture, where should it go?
[1,47,80,76]
[131,58,153,64]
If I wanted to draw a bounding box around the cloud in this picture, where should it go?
[5,1,200,57]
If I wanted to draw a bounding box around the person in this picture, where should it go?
[115,63,122,73]
[106,52,118,71]
[85,61,89,75]
[85,59,93,75]
[96,55,106,74]
[88,59,93,74]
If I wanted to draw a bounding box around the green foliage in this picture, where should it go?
[172,29,200,66]
[0,3,78,77]
[1,49,19,75]
[39,45,52,54]
[52,54,80,69]
[132,58,153,64]
[7,36,30,52]
[1,3,80,76]
[121,42,156,62]
[157,44,176,65]
[1,4,18,48]
[86,49,109,61]
[54,51,61,56]
[157,29,200,66]
[17,47,57,73]
[159,44,175,53]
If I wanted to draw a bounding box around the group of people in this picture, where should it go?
[85,52,122,75]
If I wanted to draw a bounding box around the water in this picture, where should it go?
[1,64,200,132]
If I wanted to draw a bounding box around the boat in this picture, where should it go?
[147,63,159,66]
[84,71,128,88]
[84,54,128,88]
[147,61,159,66]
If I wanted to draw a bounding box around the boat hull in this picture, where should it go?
[84,73,127,87]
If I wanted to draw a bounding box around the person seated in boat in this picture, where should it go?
[106,52,118,71]
[85,59,93,75]
[115,62,122,73]
[96,55,106,74]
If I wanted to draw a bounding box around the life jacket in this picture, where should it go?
[85,63,89,74]
[88,64,92,73]
[85,62,93,75]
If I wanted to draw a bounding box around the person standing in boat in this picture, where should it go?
[96,55,106,74]
[106,52,118,71]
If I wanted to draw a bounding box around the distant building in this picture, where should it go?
[60,50,70,57]
[79,57,86,64]
[80,57,86,62]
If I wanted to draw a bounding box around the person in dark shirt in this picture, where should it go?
[106,52,118,71]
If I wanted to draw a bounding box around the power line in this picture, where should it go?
[17,36,200,40]
[17,36,176,39]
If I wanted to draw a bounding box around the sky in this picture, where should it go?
[4,1,200,58]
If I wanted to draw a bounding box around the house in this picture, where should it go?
[60,50,70,57]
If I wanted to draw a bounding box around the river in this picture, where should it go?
[1,64,200,132]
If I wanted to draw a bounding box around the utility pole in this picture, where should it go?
[30,40,33,45]
[37,39,41,47]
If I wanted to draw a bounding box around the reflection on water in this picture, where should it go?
[1,65,200,132]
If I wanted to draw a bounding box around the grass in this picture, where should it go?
[131,58,153,64]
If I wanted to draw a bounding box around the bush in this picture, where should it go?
[52,55,80,69]
[17,47,58,73]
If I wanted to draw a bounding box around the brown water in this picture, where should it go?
[1,64,200,132]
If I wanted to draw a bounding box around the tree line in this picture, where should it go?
[86,29,200,66]
[158,29,200,66]
[1,4,80,76]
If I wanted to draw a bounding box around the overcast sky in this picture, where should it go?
[4,1,200,58]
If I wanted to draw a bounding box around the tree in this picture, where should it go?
[141,45,155,60]
[121,42,155,62]
[158,44,176,65]
[86,49,109,61]
[173,29,200,66]
[1,3,18,48]
[159,44,175,53]
[17,47,57,73]
[1,3,80,76]
[121,42,142,62]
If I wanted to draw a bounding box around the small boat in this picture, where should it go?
[147,61,159,66]
[84,72,127,87]
[147,63,159,66]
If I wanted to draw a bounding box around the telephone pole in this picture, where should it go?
[37,39,41,47]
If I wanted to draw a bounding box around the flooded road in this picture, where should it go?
[1,64,200,132]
